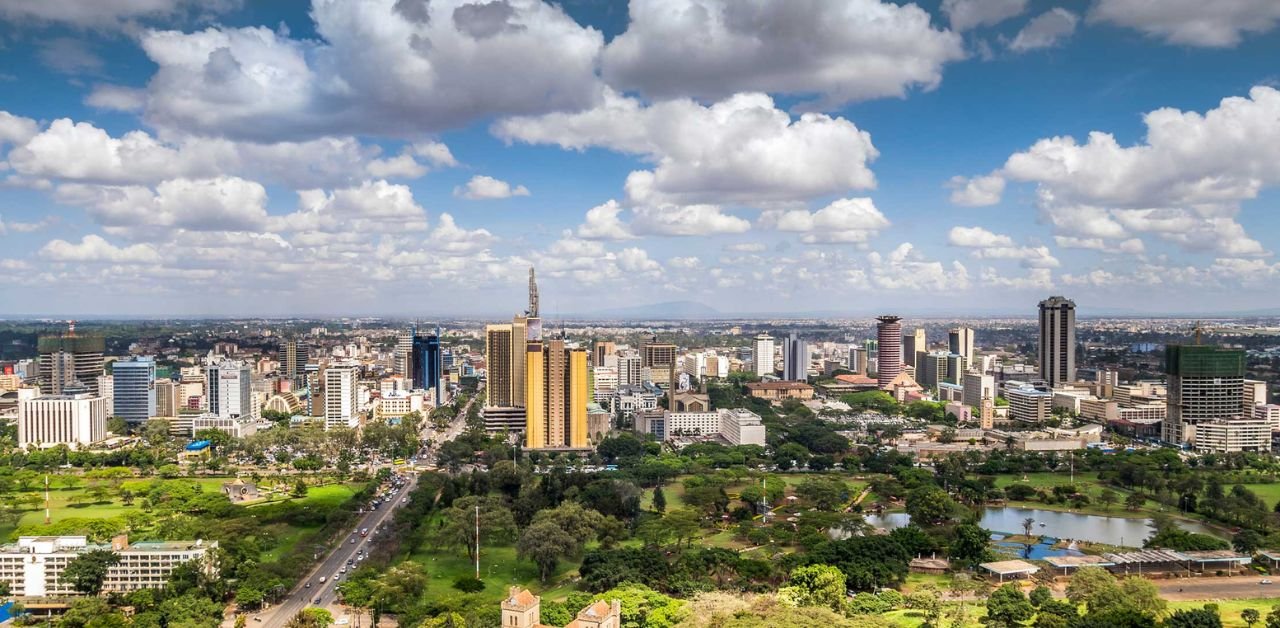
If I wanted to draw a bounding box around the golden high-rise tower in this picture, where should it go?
[524,339,588,449]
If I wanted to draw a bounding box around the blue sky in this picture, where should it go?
[1,0,1279,317]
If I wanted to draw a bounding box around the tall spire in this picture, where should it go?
[527,266,540,318]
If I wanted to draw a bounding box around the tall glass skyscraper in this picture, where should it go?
[112,356,156,425]
[412,330,443,405]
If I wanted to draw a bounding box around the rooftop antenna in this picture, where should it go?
[527,267,539,318]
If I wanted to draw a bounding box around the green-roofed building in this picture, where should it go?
[1162,344,1248,446]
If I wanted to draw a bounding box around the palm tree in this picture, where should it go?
[1022,517,1036,538]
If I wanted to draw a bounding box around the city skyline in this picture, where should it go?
[2,2,1280,316]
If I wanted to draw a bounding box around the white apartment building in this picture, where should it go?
[592,365,619,403]
[617,355,642,387]
[324,365,360,430]
[0,535,217,597]
[17,393,108,449]
[1254,404,1280,430]
[1245,379,1269,406]
[752,333,774,376]
[1004,381,1053,424]
[719,408,766,446]
[648,408,767,446]
[1193,418,1271,453]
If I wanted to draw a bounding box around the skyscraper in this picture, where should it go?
[902,329,926,368]
[38,332,106,396]
[324,364,360,430]
[1162,344,1247,445]
[782,333,810,381]
[394,329,414,376]
[485,324,515,408]
[524,339,588,449]
[277,339,309,386]
[948,327,975,362]
[641,338,677,389]
[1038,296,1076,387]
[876,316,903,389]
[752,333,775,376]
[112,356,156,425]
[412,329,443,405]
[206,359,252,419]
[155,378,179,418]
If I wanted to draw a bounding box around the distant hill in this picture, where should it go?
[571,300,722,320]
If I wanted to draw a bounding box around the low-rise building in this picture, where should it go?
[1194,418,1271,453]
[501,587,620,628]
[744,381,814,401]
[190,413,258,439]
[0,535,216,597]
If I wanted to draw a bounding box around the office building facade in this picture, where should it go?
[781,333,810,381]
[949,327,975,362]
[112,356,156,424]
[1038,296,1076,387]
[411,330,443,405]
[17,392,108,448]
[206,359,252,419]
[277,340,309,387]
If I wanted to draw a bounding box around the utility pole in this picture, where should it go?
[44,474,51,524]
[474,504,480,580]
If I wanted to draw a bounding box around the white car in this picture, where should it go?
[335,619,350,626]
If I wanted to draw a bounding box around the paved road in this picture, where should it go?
[254,475,418,628]
[1157,575,1280,600]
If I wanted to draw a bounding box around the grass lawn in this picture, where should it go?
[880,598,1280,628]
[1240,483,1280,506]
[993,472,1102,489]
[411,544,582,605]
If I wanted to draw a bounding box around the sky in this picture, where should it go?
[1,0,1279,318]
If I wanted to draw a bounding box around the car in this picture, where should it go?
[253,618,263,623]
[349,538,355,544]
[305,582,312,588]
[1263,579,1273,585]
[314,597,323,604]
[335,619,350,626]
[340,567,347,573]
[319,576,327,583]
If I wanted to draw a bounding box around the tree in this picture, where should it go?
[287,608,333,628]
[1234,530,1264,554]
[948,523,992,569]
[1125,492,1146,511]
[905,486,957,528]
[1022,517,1036,538]
[63,549,122,596]
[665,509,702,548]
[1243,607,1260,628]
[906,586,942,627]
[1098,489,1119,511]
[518,521,576,582]
[436,496,517,561]
[795,477,847,511]
[1029,585,1053,608]
[986,584,1034,627]
[1164,607,1222,628]
[776,564,846,614]
[58,598,125,628]
[1067,567,1120,609]
[652,486,667,513]
[1266,604,1280,628]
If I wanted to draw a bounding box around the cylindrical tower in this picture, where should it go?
[876,315,903,389]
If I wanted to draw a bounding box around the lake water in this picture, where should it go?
[864,506,1219,547]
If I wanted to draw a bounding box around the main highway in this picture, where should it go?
[250,392,477,628]
[255,473,417,628]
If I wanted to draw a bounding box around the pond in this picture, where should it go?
[864,506,1219,547]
